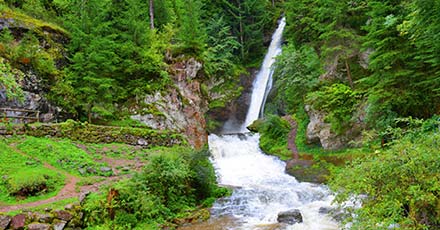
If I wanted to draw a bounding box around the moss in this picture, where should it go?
[0,121,187,147]
[0,7,68,37]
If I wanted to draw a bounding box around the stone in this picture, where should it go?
[305,105,345,150]
[86,167,96,174]
[27,223,51,230]
[78,168,86,175]
[35,213,53,223]
[100,167,112,173]
[64,203,75,210]
[318,207,332,214]
[285,159,329,184]
[277,209,303,225]
[0,215,12,230]
[11,214,26,230]
[53,220,67,230]
[137,138,148,146]
[79,191,90,204]
[53,210,73,221]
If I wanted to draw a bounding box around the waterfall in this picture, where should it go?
[241,18,285,131]
[181,18,339,230]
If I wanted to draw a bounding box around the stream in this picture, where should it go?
[182,18,339,230]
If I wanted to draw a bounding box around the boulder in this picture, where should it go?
[99,167,112,173]
[27,223,51,230]
[285,159,329,183]
[277,209,303,225]
[35,213,53,223]
[305,105,345,150]
[11,214,26,230]
[53,220,67,230]
[0,215,12,230]
[53,210,72,221]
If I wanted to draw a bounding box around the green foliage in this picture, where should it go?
[0,57,24,102]
[258,115,292,160]
[82,147,227,229]
[270,44,321,114]
[307,83,361,134]
[330,127,440,229]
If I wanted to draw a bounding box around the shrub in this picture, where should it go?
[330,128,440,229]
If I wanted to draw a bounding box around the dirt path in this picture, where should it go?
[0,144,126,213]
[284,116,299,160]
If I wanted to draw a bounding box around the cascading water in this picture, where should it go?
[241,18,285,131]
[182,18,339,230]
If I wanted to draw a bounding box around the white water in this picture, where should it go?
[241,18,285,131]
[206,18,339,230]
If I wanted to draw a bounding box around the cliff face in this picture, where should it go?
[0,11,68,123]
[130,58,208,149]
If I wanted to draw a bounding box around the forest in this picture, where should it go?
[0,0,439,229]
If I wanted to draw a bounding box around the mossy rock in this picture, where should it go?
[285,159,329,183]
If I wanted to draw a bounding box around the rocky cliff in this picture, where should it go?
[130,58,209,149]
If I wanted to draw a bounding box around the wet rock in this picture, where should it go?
[0,215,12,230]
[318,207,332,214]
[35,213,53,223]
[277,209,303,225]
[11,214,26,230]
[318,207,345,222]
[53,210,72,221]
[53,220,67,230]
[285,159,329,183]
[28,223,51,230]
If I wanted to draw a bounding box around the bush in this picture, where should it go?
[330,127,440,229]
[306,83,361,134]
[82,147,228,229]
[258,115,292,160]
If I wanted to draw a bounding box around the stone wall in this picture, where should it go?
[0,120,186,147]
[0,204,83,230]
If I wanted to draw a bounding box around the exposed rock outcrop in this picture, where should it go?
[131,58,207,148]
[305,104,366,150]
[305,105,346,150]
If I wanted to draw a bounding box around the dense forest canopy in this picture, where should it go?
[0,0,281,121]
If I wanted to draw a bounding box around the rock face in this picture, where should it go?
[305,104,365,150]
[277,209,303,225]
[131,58,208,148]
[305,105,346,150]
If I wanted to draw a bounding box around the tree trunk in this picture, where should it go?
[149,0,154,29]
[238,2,244,59]
[345,59,354,88]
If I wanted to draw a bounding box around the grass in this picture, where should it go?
[16,136,111,177]
[0,140,66,205]
[83,142,148,160]
[5,197,78,216]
